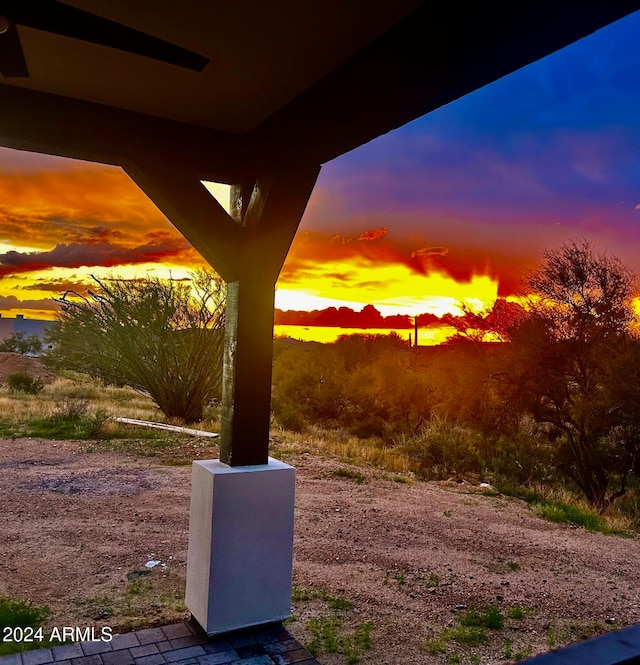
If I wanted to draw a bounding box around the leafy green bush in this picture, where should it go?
[6,372,44,395]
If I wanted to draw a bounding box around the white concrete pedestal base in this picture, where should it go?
[185,458,295,635]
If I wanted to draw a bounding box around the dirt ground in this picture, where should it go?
[1,438,639,664]
[0,353,57,384]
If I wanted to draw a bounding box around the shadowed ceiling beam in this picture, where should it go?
[0,85,248,183]
[248,1,640,165]
[1,3,637,174]
[124,160,243,283]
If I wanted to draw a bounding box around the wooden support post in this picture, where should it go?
[219,165,320,465]
[126,160,320,466]
[220,279,274,465]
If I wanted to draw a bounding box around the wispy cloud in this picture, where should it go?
[0,294,57,311]
[358,227,387,241]
[0,234,193,278]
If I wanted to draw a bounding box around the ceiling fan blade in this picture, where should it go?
[1,0,209,71]
[0,21,28,76]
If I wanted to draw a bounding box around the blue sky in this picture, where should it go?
[282,10,640,302]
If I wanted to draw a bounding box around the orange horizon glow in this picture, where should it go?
[276,226,503,319]
[0,158,508,329]
[274,324,456,345]
[3,152,640,345]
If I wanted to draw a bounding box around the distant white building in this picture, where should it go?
[0,315,53,341]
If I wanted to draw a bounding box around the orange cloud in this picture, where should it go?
[358,227,387,241]
[0,160,208,315]
[411,246,449,258]
[0,165,173,251]
[21,277,93,293]
[278,230,500,317]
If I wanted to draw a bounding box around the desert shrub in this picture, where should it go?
[349,415,387,439]
[272,346,348,422]
[482,430,556,486]
[384,368,435,435]
[333,332,407,369]
[85,409,111,438]
[609,487,640,528]
[51,397,90,421]
[46,270,225,424]
[273,335,437,439]
[6,372,44,395]
[276,404,307,433]
[0,332,43,355]
[343,362,435,436]
[396,420,482,479]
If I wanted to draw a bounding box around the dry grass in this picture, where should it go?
[0,372,221,439]
[1,367,636,534]
[272,423,414,475]
[271,425,638,534]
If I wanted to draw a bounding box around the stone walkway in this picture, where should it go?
[0,621,320,665]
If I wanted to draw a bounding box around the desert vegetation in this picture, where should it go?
[18,240,640,527]
[3,237,640,664]
[44,270,225,423]
[272,241,640,527]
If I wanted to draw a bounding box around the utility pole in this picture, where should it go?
[412,315,419,368]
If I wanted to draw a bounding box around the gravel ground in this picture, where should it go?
[1,438,639,664]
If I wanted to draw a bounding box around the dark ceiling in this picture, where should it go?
[0,1,639,178]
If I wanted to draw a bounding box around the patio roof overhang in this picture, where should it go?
[1,1,638,465]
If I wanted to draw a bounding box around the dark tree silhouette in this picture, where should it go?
[0,331,43,355]
[506,240,638,509]
[444,298,527,346]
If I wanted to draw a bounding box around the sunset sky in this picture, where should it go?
[1,10,640,338]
